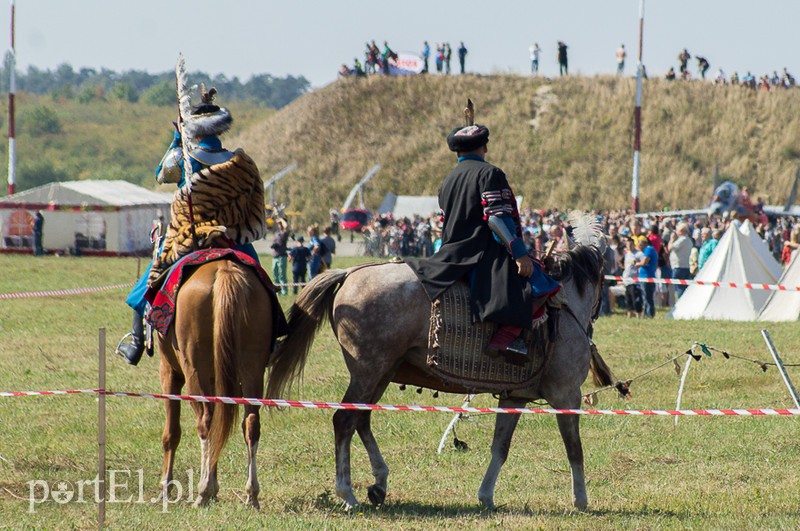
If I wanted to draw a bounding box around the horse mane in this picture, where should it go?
[548,245,604,296]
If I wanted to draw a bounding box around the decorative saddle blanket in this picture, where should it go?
[145,248,289,348]
[426,281,556,393]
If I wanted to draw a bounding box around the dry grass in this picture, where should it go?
[232,75,800,222]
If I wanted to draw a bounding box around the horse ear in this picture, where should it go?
[596,234,608,253]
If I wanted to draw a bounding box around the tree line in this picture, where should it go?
[0,55,310,109]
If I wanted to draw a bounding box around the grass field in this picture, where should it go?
[2,254,800,529]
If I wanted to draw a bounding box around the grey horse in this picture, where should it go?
[266,243,615,511]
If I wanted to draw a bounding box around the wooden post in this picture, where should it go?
[762,329,800,409]
[98,328,106,529]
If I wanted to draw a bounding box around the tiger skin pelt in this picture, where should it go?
[148,149,267,286]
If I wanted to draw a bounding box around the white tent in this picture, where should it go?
[669,223,781,320]
[0,180,171,255]
[738,220,783,279]
[759,249,800,321]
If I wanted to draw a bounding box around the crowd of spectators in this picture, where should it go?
[339,40,469,78]
[335,205,800,319]
[664,48,796,91]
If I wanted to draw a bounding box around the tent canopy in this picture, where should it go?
[0,180,171,208]
[669,222,781,321]
[759,249,800,321]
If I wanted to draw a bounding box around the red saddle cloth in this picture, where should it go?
[144,248,286,340]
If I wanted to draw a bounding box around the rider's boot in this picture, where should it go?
[117,312,145,366]
[488,324,528,365]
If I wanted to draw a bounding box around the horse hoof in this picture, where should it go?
[246,496,260,510]
[367,485,386,506]
[194,495,211,508]
[573,499,588,512]
[478,498,496,511]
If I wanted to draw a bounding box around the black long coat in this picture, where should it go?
[407,158,534,328]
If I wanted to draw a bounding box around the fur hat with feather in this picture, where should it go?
[183,84,233,139]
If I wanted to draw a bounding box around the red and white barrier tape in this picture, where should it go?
[605,275,800,292]
[3,388,800,416]
[0,283,133,300]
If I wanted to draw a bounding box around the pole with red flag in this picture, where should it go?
[7,0,15,196]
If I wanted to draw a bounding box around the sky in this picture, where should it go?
[2,1,799,89]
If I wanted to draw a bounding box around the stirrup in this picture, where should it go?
[116,332,134,356]
[502,338,529,366]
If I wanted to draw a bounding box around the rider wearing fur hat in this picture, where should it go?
[117,85,265,366]
[407,100,559,364]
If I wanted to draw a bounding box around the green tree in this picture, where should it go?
[111,82,138,103]
[17,159,70,190]
[141,80,175,106]
[78,86,106,104]
[26,105,62,136]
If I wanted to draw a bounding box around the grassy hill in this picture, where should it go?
[3,76,800,226]
[233,74,800,223]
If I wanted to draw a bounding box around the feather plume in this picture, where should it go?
[567,210,603,247]
[175,53,196,187]
[464,98,474,127]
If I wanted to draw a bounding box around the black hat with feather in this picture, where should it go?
[446,98,489,152]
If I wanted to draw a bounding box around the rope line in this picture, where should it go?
[2,388,800,417]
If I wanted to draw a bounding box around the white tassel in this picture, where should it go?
[567,210,603,247]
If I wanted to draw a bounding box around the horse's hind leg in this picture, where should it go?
[357,410,389,506]
[159,357,184,500]
[333,408,360,509]
[193,402,219,507]
[333,378,390,509]
[241,375,264,509]
[478,398,524,509]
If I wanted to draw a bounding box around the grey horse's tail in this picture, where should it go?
[266,269,348,400]
[588,343,616,388]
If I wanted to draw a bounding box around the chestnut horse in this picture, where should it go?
[266,243,615,511]
[157,259,273,508]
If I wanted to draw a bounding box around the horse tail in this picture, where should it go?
[266,268,348,400]
[208,261,248,466]
[588,342,616,388]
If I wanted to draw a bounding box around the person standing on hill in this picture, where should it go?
[557,41,569,76]
[616,44,626,75]
[382,41,397,75]
[421,41,430,74]
[435,44,444,74]
[458,42,468,74]
[696,56,710,79]
[529,43,541,75]
[678,48,691,76]
[445,43,452,75]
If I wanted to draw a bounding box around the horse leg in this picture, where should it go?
[241,377,263,510]
[333,373,389,509]
[333,407,360,509]
[193,402,219,507]
[477,398,525,510]
[356,379,391,506]
[556,411,587,510]
[158,357,184,500]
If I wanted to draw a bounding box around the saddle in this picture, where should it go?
[145,248,289,349]
[423,281,558,394]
